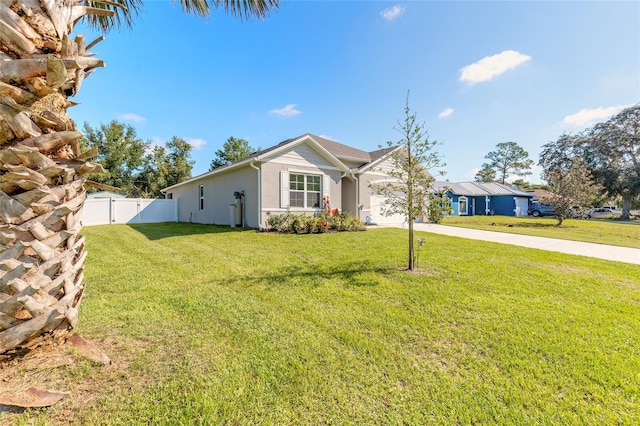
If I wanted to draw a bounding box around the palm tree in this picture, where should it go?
[0,0,278,354]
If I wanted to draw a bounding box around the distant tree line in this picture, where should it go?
[471,104,640,223]
[82,120,194,198]
[540,104,640,221]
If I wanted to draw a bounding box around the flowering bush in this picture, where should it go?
[265,211,365,234]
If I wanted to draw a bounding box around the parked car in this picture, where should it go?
[585,207,622,219]
[528,203,555,217]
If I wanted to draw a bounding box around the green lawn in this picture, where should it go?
[6,224,640,425]
[441,215,640,248]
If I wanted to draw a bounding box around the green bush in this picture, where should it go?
[265,211,365,234]
[266,213,296,233]
[428,193,453,224]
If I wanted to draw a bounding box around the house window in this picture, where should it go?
[199,185,204,210]
[289,173,321,208]
[459,196,468,215]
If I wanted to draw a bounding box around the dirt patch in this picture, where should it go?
[0,335,131,424]
[398,267,435,275]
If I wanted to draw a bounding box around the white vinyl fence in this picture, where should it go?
[81,198,178,226]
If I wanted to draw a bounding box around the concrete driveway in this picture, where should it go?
[411,223,640,265]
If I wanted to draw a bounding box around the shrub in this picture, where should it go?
[292,216,306,234]
[265,211,365,234]
[428,192,453,223]
[266,213,296,233]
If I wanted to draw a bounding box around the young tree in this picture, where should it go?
[541,158,601,225]
[209,136,256,170]
[474,164,496,182]
[0,0,279,353]
[371,95,445,270]
[484,141,534,184]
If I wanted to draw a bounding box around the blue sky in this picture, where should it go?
[73,1,640,183]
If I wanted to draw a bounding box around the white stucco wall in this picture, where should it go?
[261,142,343,225]
[165,166,259,227]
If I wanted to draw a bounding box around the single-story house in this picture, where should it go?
[433,181,533,216]
[161,134,406,228]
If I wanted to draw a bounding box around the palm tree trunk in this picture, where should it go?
[0,1,107,354]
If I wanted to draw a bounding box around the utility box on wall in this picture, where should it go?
[233,191,244,227]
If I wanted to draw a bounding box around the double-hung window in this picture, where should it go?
[289,173,321,208]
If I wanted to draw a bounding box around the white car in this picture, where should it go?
[585,207,622,219]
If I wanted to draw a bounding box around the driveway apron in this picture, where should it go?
[409,223,640,265]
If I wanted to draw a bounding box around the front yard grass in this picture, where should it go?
[441,215,640,248]
[4,223,639,424]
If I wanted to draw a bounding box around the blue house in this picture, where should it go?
[434,181,533,217]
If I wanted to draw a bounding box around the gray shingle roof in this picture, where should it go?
[369,146,397,162]
[311,134,372,162]
[163,134,397,192]
[434,181,533,197]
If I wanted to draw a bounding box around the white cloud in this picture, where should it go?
[380,5,405,22]
[562,105,630,128]
[185,138,207,149]
[120,113,146,123]
[438,108,454,119]
[459,50,531,85]
[269,104,301,117]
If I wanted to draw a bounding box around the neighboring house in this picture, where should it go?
[434,181,533,216]
[161,134,404,228]
[526,188,555,204]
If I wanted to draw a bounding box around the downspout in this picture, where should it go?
[350,169,360,221]
[249,161,261,229]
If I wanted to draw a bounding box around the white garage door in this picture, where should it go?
[369,192,406,226]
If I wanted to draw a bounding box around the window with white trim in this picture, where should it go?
[199,185,204,210]
[459,196,468,215]
[281,171,330,208]
[289,173,321,208]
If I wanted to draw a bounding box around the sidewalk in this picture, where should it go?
[410,223,640,265]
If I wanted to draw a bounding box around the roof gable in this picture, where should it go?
[162,133,397,192]
[256,134,349,171]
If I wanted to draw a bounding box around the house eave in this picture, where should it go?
[161,157,258,193]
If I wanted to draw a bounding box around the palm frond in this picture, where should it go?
[82,0,145,32]
[81,0,279,32]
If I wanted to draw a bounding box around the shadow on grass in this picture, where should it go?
[127,222,252,240]
[214,260,396,289]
